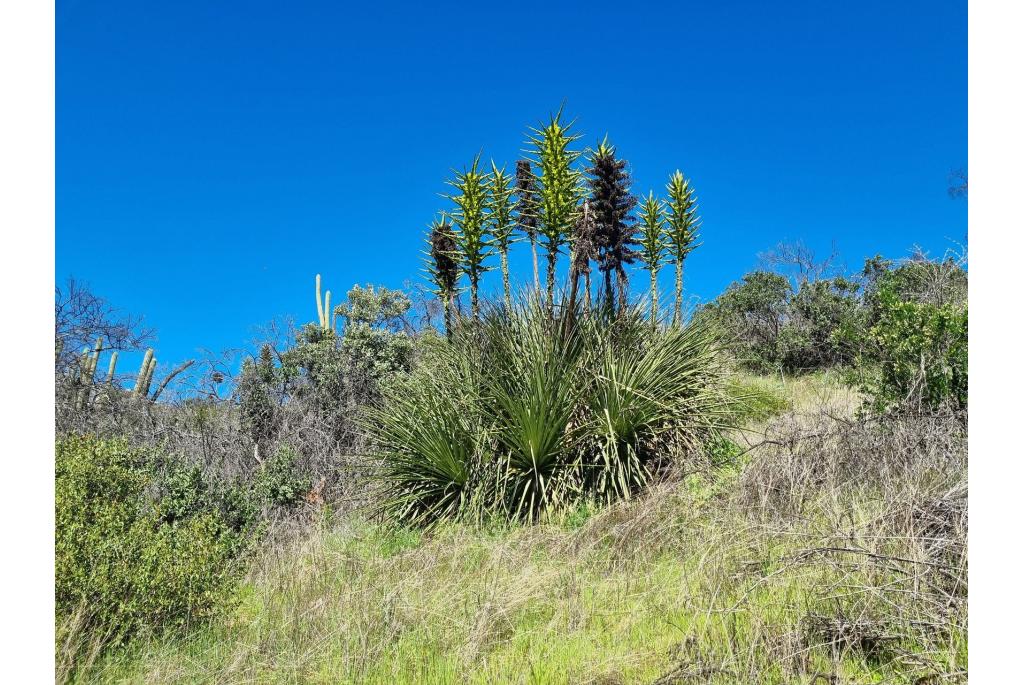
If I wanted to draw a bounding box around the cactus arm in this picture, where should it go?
[134,349,154,396]
[316,274,325,328]
[143,356,157,396]
[106,351,119,384]
[323,290,332,331]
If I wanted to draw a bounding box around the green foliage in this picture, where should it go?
[702,271,863,373]
[253,446,312,508]
[238,344,278,452]
[56,436,248,647]
[852,289,967,413]
[335,284,414,383]
[364,295,734,525]
[700,271,791,371]
[527,108,584,304]
[445,156,493,318]
[725,375,792,422]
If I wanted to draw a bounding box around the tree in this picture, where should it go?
[528,108,583,308]
[665,171,701,325]
[588,139,638,313]
[488,162,517,310]
[445,156,492,318]
[514,160,541,291]
[425,216,460,334]
[637,192,668,325]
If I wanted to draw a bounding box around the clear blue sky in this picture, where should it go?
[57,0,967,370]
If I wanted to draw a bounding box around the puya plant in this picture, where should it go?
[514,159,541,291]
[424,215,461,335]
[587,138,638,314]
[445,155,493,319]
[488,162,517,311]
[637,192,668,326]
[527,106,584,309]
[665,170,702,325]
[365,293,734,524]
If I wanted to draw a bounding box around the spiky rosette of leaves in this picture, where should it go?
[445,156,493,318]
[424,216,461,333]
[527,108,584,305]
[665,170,702,324]
[588,139,638,312]
[489,162,517,309]
[638,191,668,323]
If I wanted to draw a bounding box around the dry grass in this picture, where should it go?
[67,375,966,684]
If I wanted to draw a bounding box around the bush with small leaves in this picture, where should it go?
[56,436,249,649]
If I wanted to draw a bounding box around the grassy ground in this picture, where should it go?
[72,374,966,684]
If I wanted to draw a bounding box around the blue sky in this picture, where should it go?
[57,0,966,370]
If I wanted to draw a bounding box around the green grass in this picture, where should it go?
[77,496,962,683]
[66,375,963,684]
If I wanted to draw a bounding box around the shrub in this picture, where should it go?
[253,446,312,508]
[701,271,863,373]
[853,289,967,413]
[364,294,734,524]
[56,436,248,647]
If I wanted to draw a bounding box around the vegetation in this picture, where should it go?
[55,437,254,672]
[54,107,967,683]
[665,170,701,324]
[364,296,732,524]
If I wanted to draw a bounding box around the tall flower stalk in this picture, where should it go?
[488,162,516,311]
[665,170,701,325]
[425,216,460,335]
[514,160,541,292]
[527,108,583,309]
[588,139,638,314]
[637,192,668,326]
[446,156,492,319]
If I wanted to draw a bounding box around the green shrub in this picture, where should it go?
[364,295,735,525]
[701,271,863,373]
[853,290,967,413]
[253,446,312,508]
[56,436,248,646]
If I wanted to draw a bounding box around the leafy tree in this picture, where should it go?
[445,156,492,318]
[528,108,583,308]
[702,271,791,370]
[426,216,460,334]
[488,162,517,310]
[665,170,701,325]
[637,192,668,324]
[514,159,541,291]
[588,139,638,313]
[334,284,414,390]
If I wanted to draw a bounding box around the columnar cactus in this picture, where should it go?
[134,349,155,398]
[315,274,334,332]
